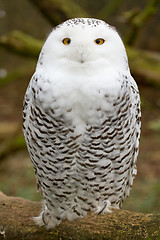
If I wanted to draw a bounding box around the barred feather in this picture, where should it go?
[23,18,141,229]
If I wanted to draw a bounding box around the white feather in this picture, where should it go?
[23,18,141,229]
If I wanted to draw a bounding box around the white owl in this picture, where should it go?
[23,18,141,229]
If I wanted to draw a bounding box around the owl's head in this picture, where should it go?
[37,18,129,72]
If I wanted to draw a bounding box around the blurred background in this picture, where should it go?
[0,0,160,214]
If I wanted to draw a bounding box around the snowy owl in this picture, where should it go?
[23,18,141,229]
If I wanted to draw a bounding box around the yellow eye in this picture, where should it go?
[95,38,105,45]
[62,38,71,45]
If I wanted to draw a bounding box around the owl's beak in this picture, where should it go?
[74,46,87,64]
[80,53,85,64]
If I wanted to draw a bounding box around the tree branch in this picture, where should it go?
[29,0,89,26]
[0,192,159,239]
[0,31,42,58]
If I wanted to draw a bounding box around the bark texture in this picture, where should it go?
[0,192,160,240]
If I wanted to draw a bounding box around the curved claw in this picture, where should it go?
[42,211,47,225]
[97,202,108,215]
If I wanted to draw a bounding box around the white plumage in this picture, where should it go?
[23,18,141,229]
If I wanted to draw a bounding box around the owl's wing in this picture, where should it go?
[23,74,42,191]
[126,76,141,191]
[109,74,141,205]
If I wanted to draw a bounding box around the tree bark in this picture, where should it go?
[1,31,160,88]
[29,0,88,26]
[0,192,159,240]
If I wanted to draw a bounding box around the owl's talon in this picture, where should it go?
[42,212,47,225]
[97,202,108,215]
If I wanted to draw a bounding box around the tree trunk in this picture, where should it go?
[0,192,159,240]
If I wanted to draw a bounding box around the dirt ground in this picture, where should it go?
[0,69,160,214]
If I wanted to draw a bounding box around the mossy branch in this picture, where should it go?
[0,192,160,240]
[29,0,89,26]
[0,30,42,58]
[1,30,160,88]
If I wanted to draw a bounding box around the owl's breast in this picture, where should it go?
[32,68,123,133]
